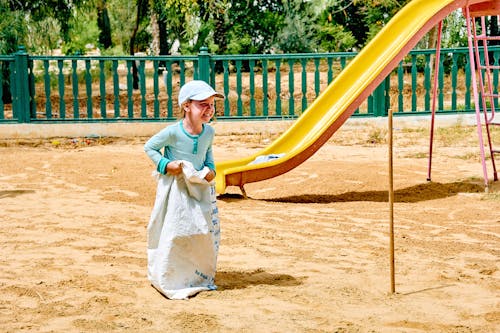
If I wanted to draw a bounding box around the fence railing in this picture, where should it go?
[1,46,499,123]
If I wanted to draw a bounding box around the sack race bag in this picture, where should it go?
[147,161,220,299]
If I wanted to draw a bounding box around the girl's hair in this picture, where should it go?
[178,100,189,119]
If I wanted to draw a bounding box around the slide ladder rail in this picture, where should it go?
[465,2,500,184]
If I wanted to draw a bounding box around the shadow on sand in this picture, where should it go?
[0,190,35,199]
[218,181,485,204]
[215,268,303,291]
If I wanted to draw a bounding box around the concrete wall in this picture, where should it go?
[0,114,478,139]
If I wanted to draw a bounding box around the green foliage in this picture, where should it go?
[273,0,317,53]
[316,23,357,52]
[320,0,368,50]
[354,0,410,43]
[26,17,61,55]
[224,0,285,54]
[0,1,27,103]
[61,9,99,55]
[99,44,125,56]
[107,0,136,52]
[226,32,255,55]
[9,0,88,43]
[441,9,469,48]
[0,0,481,59]
[0,2,27,54]
[149,0,209,55]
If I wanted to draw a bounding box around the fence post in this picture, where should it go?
[373,76,390,117]
[198,46,210,83]
[13,45,31,123]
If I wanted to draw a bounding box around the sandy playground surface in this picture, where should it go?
[0,118,499,332]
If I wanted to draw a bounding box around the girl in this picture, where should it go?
[144,80,223,299]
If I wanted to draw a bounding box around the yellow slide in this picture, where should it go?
[215,0,493,194]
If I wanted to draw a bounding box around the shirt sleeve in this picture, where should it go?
[204,145,215,173]
[144,126,173,174]
[203,127,216,173]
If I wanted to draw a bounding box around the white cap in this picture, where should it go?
[178,80,224,106]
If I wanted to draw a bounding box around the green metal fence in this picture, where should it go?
[1,46,498,123]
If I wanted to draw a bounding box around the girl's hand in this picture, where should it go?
[166,161,183,175]
[204,169,215,182]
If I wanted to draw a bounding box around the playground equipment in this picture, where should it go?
[466,2,500,186]
[215,0,500,195]
[429,1,500,190]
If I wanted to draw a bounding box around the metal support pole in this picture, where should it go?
[427,21,443,181]
[465,6,490,190]
[388,108,395,294]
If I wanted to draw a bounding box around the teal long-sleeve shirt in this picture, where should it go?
[144,121,216,175]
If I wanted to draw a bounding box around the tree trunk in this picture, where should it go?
[158,16,170,56]
[130,0,148,89]
[97,0,113,49]
[427,26,439,74]
[150,11,160,56]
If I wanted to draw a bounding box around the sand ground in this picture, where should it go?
[0,119,499,332]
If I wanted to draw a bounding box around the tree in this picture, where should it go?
[0,0,475,58]
[224,0,285,54]
[154,0,197,54]
[0,1,27,103]
[318,0,366,51]
[97,0,113,50]
[106,0,137,53]
[352,0,410,43]
[8,0,87,44]
[273,0,318,53]
[312,0,358,52]
[130,0,150,88]
[130,0,149,56]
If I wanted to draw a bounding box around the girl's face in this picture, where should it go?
[186,96,215,123]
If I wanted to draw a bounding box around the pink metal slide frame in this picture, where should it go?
[428,1,500,190]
